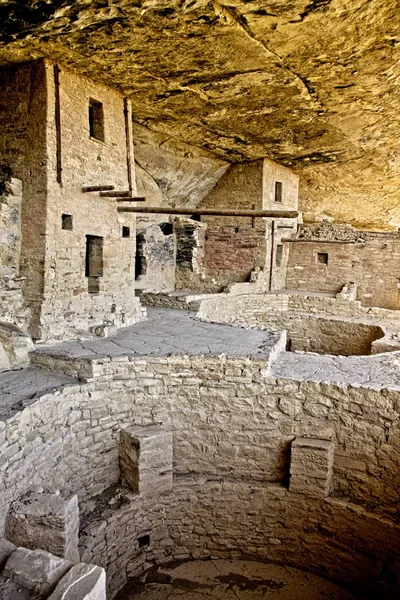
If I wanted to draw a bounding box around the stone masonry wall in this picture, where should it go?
[285,231,400,309]
[0,61,48,338]
[200,161,264,229]
[0,177,30,329]
[0,59,145,342]
[1,354,400,596]
[197,296,385,356]
[41,60,143,341]
[203,226,266,287]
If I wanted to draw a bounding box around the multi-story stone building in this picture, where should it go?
[0,59,144,342]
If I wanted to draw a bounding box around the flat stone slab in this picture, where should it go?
[270,350,400,390]
[116,559,357,600]
[33,308,281,361]
[0,367,78,419]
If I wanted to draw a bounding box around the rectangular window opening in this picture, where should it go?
[61,214,73,231]
[317,252,328,265]
[138,534,150,548]
[274,181,283,203]
[276,244,283,267]
[122,226,130,238]
[89,99,105,142]
[86,235,103,294]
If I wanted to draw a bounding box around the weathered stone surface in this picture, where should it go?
[120,425,173,496]
[3,548,71,597]
[48,563,106,600]
[0,1,398,228]
[135,224,176,293]
[0,322,34,373]
[290,437,334,498]
[5,492,80,562]
[134,123,229,213]
[0,538,16,568]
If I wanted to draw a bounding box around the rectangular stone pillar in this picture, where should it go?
[290,437,334,498]
[119,424,173,495]
[5,493,79,562]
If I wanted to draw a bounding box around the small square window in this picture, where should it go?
[317,252,328,265]
[274,181,283,203]
[138,534,150,548]
[122,226,130,238]
[61,214,73,230]
[276,244,283,267]
[89,99,105,142]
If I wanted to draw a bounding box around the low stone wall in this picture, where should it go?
[1,353,400,597]
[197,293,386,355]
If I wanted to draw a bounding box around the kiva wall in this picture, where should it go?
[2,354,400,597]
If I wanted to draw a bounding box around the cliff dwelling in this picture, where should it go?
[0,1,399,599]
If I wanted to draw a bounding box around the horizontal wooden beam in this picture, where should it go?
[116,197,147,202]
[99,190,130,197]
[117,206,299,218]
[82,185,114,193]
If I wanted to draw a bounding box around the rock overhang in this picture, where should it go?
[0,0,399,227]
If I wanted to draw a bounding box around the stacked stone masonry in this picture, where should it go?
[196,292,397,356]
[5,492,80,562]
[0,59,145,342]
[0,348,399,598]
[285,224,400,309]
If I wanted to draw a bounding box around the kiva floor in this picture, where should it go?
[116,559,357,600]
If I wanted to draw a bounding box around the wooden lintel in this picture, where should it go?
[117,206,298,219]
[82,185,115,193]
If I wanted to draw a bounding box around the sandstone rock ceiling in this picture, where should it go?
[0,1,399,228]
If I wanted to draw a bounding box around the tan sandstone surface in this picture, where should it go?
[0,1,399,228]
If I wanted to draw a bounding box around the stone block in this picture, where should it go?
[0,538,16,568]
[3,548,71,597]
[5,492,80,562]
[48,563,106,600]
[290,437,334,498]
[119,424,173,495]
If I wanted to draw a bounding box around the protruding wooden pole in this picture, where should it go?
[82,185,115,193]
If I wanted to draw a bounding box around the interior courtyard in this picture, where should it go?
[0,1,399,598]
